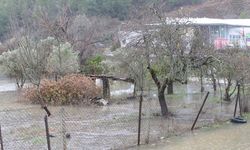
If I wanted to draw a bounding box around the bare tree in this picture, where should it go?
[189,27,218,92]
[215,47,250,102]
[36,5,115,69]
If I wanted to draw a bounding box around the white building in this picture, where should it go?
[187,18,250,49]
[119,18,250,49]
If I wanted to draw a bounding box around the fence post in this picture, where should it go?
[61,108,67,150]
[44,115,51,150]
[0,125,3,150]
[234,84,241,117]
[238,84,242,116]
[191,92,210,130]
[137,94,143,145]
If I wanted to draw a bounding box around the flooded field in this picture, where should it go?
[0,77,243,149]
[139,122,250,150]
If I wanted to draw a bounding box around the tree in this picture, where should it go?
[47,42,79,79]
[17,37,53,87]
[36,4,114,67]
[123,9,216,116]
[86,0,132,20]
[216,47,250,102]
[112,46,148,98]
[131,13,191,116]
[189,27,217,92]
[0,49,26,88]
[82,55,106,75]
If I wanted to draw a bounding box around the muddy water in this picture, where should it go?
[0,77,16,92]
[0,77,240,149]
[141,123,250,150]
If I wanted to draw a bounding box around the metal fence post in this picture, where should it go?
[44,115,51,150]
[191,92,210,130]
[0,125,4,150]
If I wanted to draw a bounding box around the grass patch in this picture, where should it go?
[166,94,185,100]
[208,96,221,104]
[31,137,46,145]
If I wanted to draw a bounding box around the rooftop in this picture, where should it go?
[188,18,250,27]
[148,18,250,27]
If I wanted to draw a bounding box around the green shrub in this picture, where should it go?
[82,55,105,75]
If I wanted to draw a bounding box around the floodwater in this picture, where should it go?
[0,77,16,92]
[0,77,243,149]
[140,122,250,150]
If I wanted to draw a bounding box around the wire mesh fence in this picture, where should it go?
[0,107,47,150]
[0,90,245,150]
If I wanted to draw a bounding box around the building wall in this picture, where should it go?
[209,25,250,49]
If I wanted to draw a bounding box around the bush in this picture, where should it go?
[82,55,105,75]
[24,74,101,105]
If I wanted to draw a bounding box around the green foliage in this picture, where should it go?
[0,0,11,39]
[47,42,79,76]
[239,11,248,19]
[0,36,80,87]
[0,12,8,39]
[0,49,26,87]
[168,0,203,7]
[82,55,105,75]
[17,38,52,86]
[86,0,132,20]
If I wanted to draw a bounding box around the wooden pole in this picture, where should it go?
[137,63,144,146]
[43,106,51,117]
[0,125,3,150]
[238,84,242,116]
[137,93,143,145]
[191,92,210,130]
[234,84,240,117]
[44,115,51,150]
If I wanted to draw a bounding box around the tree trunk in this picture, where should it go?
[211,73,217,92]
[102,78,110,99]
[223,78,236,101]
[200,69,204,92]
[133,82,136,98]
[224,84,231,101]
[242,83,249,112]
[167,80,174,95]
[147,66,168,116]
[158,88,168,116]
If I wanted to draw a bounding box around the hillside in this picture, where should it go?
[166,0,250,18]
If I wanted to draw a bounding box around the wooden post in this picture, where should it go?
[0,125,3,150]
[102,77,110,99]
[233,95,239,118]
[234,84,241,117]
[43,106,51,117]
[138,63,144,145]
[238,84,242,116]
[191,92,210,130]
[44,115,51,150]
[137,94,143,145]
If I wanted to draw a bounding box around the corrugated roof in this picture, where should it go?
[148,18,250,27]
[188,18,250,27]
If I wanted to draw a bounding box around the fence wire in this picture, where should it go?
[0,91,245,150]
